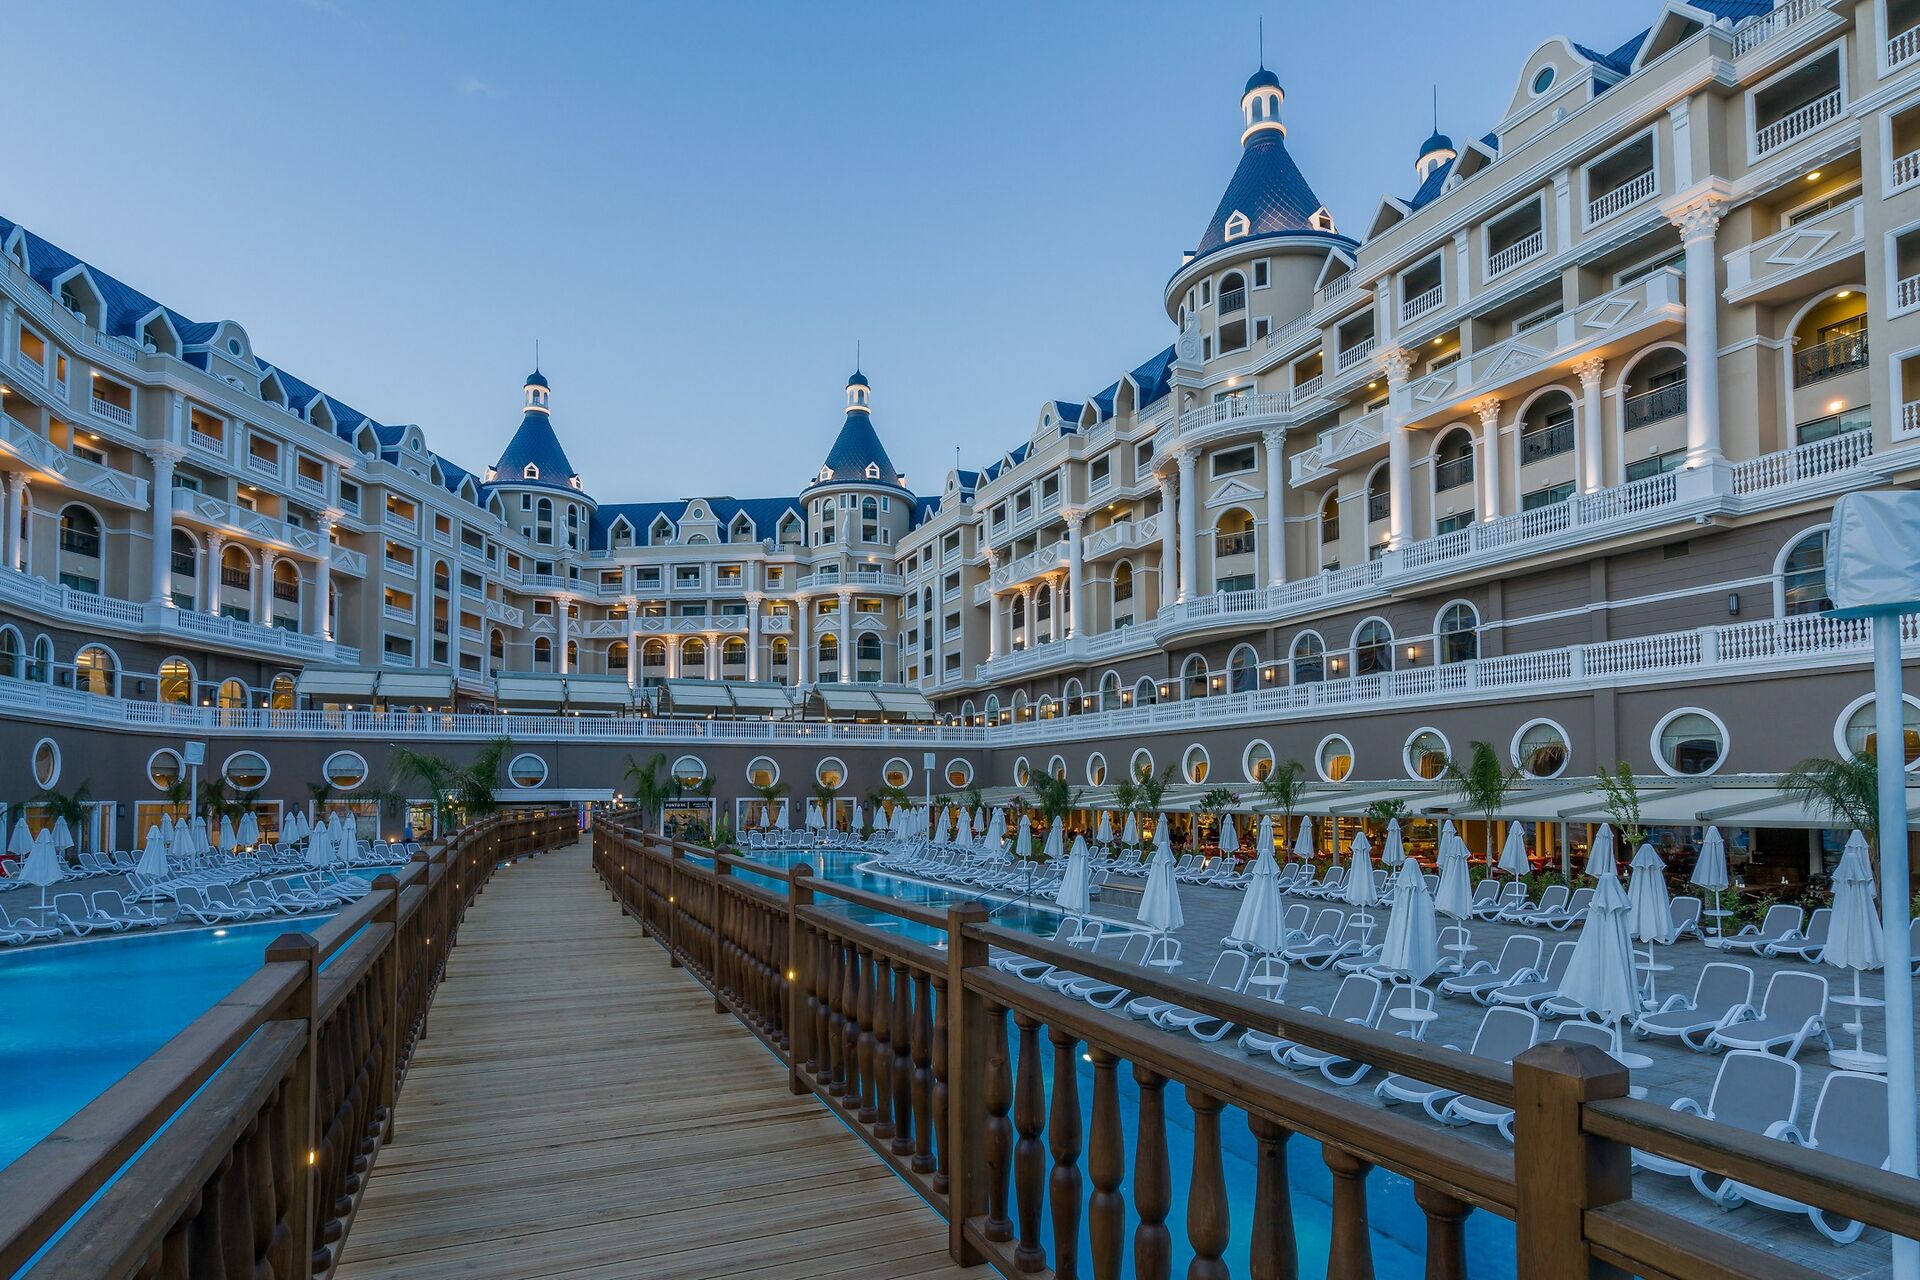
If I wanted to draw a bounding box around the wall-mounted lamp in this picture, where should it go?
[1726,593,1740,616]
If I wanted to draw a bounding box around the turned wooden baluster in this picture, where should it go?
[1187,1089,1231,1280]
[983,999,1013,1242]
[1323,1148,1377,1280]
[910,969,935,1171]
[891,961,914,1157]
[1048,1027,1084,1280]
[1413,1183,1470,1280]
[844,941,865,1107]
[930,973,951,1193]
[810,924,830,1078]
[856,947,878,1123]
[1087,1049,1125,1280]
[1248,1116,1300,1280]
[826,936,848,1096]
[871,954,894,1135]
[1012,1013,1047,1272]
[1133,1065,1172,1280]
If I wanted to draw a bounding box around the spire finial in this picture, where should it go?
[534,338,540,372]
[1432,84,1439,133]
[1258,16,1264,68]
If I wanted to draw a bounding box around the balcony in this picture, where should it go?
[245,452,279,477]
[1317,274,1354,307]
[171,488,327,558]
[1732,0,1828,57]
[1334,336,1377,373]
[792,569,905,593]
[11,350,45,385]
[1289,408,1387,485]
[1218,287,1246,314]
[1365,492,1389,523]
[1754,87,1843,156]
[634,614,752,636]
[0,413,150,510]
[1722,197,1862,303]
[1586,170,1656,225]
[1793,333,1868,387]
[1520,417,1575,464]
[1291,374,1323,404]
[1081,513,1160,561]
[383,601,416,623]
[1433,453,1474,492]
[294,472,325,496]
[330,543,368,577]
[982,539,1069,595]
[189,427,224,453]
[1176,389,1290,437]
[89,395,132,428]
[1486,229,1545,278]
[1400,285,1443,325]
[1624,381,1687,430]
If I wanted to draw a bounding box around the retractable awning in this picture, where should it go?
[375,670,455,704]
[563,676,636,712]
[726,682,798,713]
[495,673,567,712]
[808,685,937,721]
[294,667,380,700]
[874,689,936,720]
[1295,783,1440,817]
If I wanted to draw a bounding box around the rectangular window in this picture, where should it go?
[1089,454,1111,491]
[338,480,360,513]
[1624,448,1687,482]
[1435,511,1474,535]
[635,566,662,589]
[1136,441,1155,471]
[1252,259,1270,288]
[1211,445,1257,478]
[383,634,414,660]
[1521,481,1575,511]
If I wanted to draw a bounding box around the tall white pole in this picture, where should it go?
[1872,615,1917,1280]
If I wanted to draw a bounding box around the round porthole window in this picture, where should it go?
[1129,748,1155,781]
[1653,709,1727,777]
[507,753,548,788]
[815,757,847,788]
[1531,65,1556,94]
[1183,744,1211,784]
[1013,757,1032,788]
[1316,734,1354,783]
[670,755,708,787]
[147,748,183,791]
[1404,728,1450,780]
[322,750,369,791]
[1513,720,1570,779]
[222,750,270,790]
[1047,755,1067,781]
[883,757,912,788]
[31,738,61,789]
[1086,752,1108,787]
[1243,740,1275,784]
[1835,694,1920,769]
[746,756,780,787]
[944,759,974,789]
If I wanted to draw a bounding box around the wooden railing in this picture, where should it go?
[594,819,1920,1279]
[0,808,576,1279]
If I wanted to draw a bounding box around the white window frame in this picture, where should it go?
[1510,718,1572,779]
[1314,733,1354,784]
[1649,706,1730,778]
[1744,41,1847,166]
[1401,726,1451,781]
[1579,129,1660,230]
[1479,193,1546,279]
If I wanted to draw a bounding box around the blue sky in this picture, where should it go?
[4,1,1635,501]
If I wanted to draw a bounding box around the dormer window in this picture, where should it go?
[1310,209,1336,233]
[1224,211,1251,241]
[523,463,540,480]
[569,476,583,490]
[818,467,833,483]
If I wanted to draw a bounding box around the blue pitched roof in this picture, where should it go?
[1130,346,1176,408]
[492,410,582,494]
[1195,129,1338,256]
[1573,29,1651,79]
[1090,383,1119,421]
[1408,156,1455,211]
[588,496,804,551]
[814,410,903,488]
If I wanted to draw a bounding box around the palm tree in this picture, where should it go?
[1444,740,1519,866]
[622,752,673,832]
[1784,752,1879,860]
[34,779,93,853]
[1254,758,1308,850]
[865,783,910,820]
[391,737,513,836]
[1364,796,1409,841]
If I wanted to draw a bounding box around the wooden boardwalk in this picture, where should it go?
[336,839,978,1280]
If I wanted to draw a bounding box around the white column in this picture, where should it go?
[838,588,853,682]
[1064,510,1085,638]
[1020,583,1036,649]
[1576,357,1606,492]
[0,302,14,367]
[625,624,638,684]
[313,513,336,639]
[1048,574,1064,642]
[556,596,571,673]
[746,593,762,681]
[1262,429,1286,586]
[147,447,180,607]
[794,602,810,690]
[2,473,23,571]
[256,550,275,626]
[204,532,224,613]
[1383,348,1415,549]
[984,550,1002,659]
[1157,475,1178,611]
[1672,195,1727,466]
[706,633,719,679]
[1474,400,1503,523]
[1175,449,1198,601]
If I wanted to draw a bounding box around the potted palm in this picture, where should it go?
[622,752,673,833]
[1783,752,1879,866]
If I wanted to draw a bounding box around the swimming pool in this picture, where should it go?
[0,915,328,1168]
[734,843,1520,1279]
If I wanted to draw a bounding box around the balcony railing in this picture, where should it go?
[89,396,132,427]
[1213,530,1256,558]
[58,530,100,558]
[1486,229,1545,277]
[1291,374,1322,403]
[220,567,251,590]
[1730,424,1874,494]
[383,602,416,622]
[1755,88,1843,155]
[1520,418,1575,464]
[1334,335,1376,372]
[1365,493,1389,523]
[1586,170,1656,223]
[1793,332,1868,386]
[294,472,325,494]
[246,452,279,475]
[1318,274,1353,305]
[1724,198,1862,300]
[1895,149,1920,189]
[1400,285,1443,323]
[1218,286,1246,314]
[273,582,300,603]
[1732,0,1824,56]
[189,427,224,452]
[1433,453,1474,491]
[1176,389,1289,435]
[1906,401,1920,439]
[1624,380,1687,430]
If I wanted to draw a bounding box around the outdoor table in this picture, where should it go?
[1434,943,1477,975]
[1701,908,1733,947]
[1830,992,1890,1074]
[1385,1007,1438,1031]
[1146,957,1182,970]
[1636,957,1674,1003]
[1244,971,1288,989]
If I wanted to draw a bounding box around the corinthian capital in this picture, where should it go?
[1379,347,1417,384]
[1668,193,1728,244]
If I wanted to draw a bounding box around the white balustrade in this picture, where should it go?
[1754,88,1843,156]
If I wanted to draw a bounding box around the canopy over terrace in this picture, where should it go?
[804,684,936,723]
[657,679,796,719]
[296,667,455,710]
[496,673,646,715]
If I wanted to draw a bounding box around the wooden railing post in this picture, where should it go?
[667,845,683,968]
[372,873,402,1138]
[265,931,320,1278]
[944,901,990,1267]
[712,859,732,1013]
[788,862,815,1094]
[1511,1042,1632,1278]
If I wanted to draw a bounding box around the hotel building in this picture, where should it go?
[2,0,1919,869]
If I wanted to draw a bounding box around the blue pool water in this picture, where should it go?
[739,845,1520,1279]
[0,916,329,1167]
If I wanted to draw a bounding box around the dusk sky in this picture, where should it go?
[5,1,1636,502]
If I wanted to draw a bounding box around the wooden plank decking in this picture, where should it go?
[335,838,978,1280]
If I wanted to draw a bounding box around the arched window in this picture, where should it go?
[1227,644,1259,693]
[533,636,553,669]
[641,638,668,682]
[1063,678,1084,715]
[1353,618,1394,676]
[58,505,101,559]
[960,698,977,726]
[565,638,578,669]
[1291,631,1325,684]
[1433,428,1475,494]
[74,645,115,695]
[1012,690,1031,721]
[490,629,506,664]
[1181,654,1209,699]
[0,625,20,679]
[608,640,630,675]
[1437,602,1479,664]
[273,559,300,609]
[270,673,295,710]
[855,632,883,681]
[983,694,1001,723]
[770,636,789,673]
[1519,390,1576,465]
[1038,694,1058,720]
[29,635,52,683]
[1319,490,1340,544]
[1112,561,1134,611]
[816,633,838,677]
[1780,530,1831,616]
[217,677,247,710]
[721,636,746,675]
[535,497,554,543]
[1213,509,1256,580]
[1365,466,1391,525]
[682,637,707,672]
[1099,670,1122,710]
[1134,676,1158,707]
[157,656,195,704]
